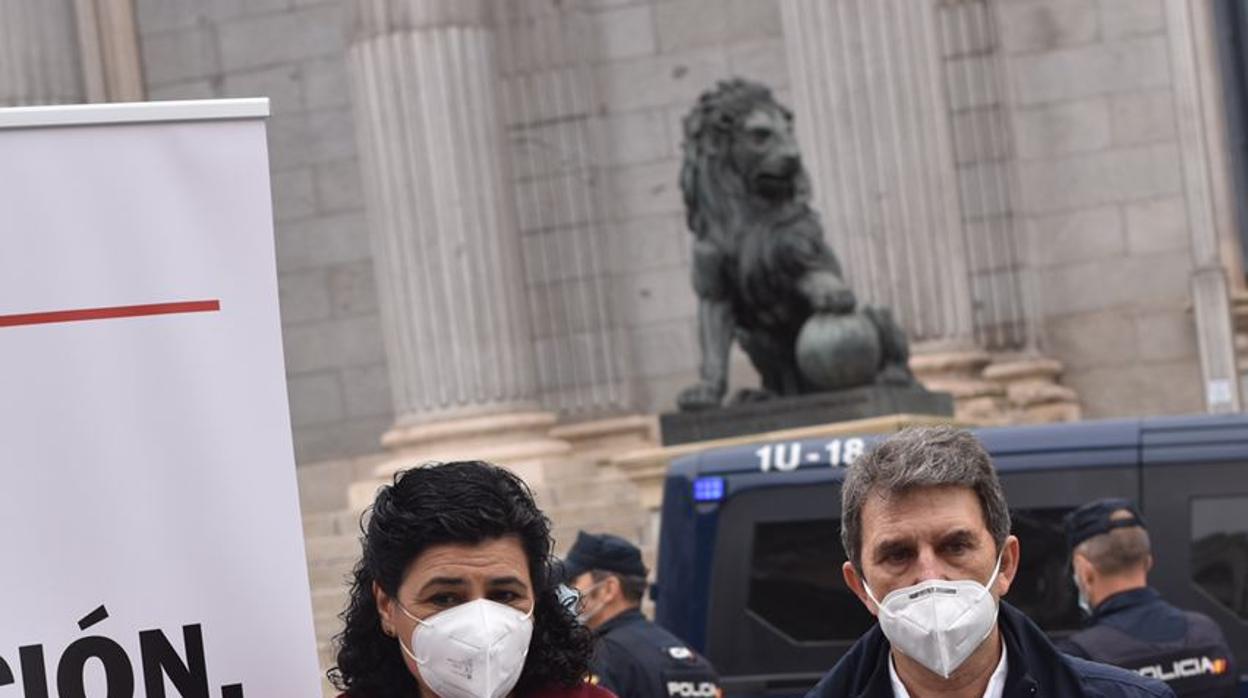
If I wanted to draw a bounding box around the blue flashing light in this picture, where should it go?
[692,476,725,502]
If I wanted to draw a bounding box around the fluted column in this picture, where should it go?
[0,0,84,106]
[347,0,570,473]
[779,0,1088,424]
[780,0,974,349]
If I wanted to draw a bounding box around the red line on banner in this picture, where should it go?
[0,300,221,328]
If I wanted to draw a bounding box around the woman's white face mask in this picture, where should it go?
[397,598,534,698]
[863,551,1005,679]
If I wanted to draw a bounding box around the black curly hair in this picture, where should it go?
[328,461,595,697]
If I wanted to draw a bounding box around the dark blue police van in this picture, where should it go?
[653,414,1248,697]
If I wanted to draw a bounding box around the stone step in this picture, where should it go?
[315,608,347,643]
[537,473,640,508]
[312,586,350,618]
[552,515,646,541]
[343,458,606,512]
[547,497,646,529]
[305,534,362,564]
[535,456,602,482]
[303,509,361,538]
[307,557,356,589]
[347,477,388,512]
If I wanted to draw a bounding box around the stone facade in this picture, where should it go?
[124,0,1238,460]
[999,0,1211,416]
[133,0,393,463]
[105,0,1244,464]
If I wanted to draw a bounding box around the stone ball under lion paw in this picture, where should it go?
[796,311,882,391]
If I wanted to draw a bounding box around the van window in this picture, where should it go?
[1191,496,1248,621]
[1004,507,1082,633]
[747,518,875,642]
[746,508,1085,642]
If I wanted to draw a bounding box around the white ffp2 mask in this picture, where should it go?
[1072,571,1092,616]
[398,598,534,698]
[863,552,1004,679]
[575,578,609,625]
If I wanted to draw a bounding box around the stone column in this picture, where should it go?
[779,0,1009,420]
[1166,0,1242,413]
[346,0,570,483]
[73,0,144,103]
[0,0,84,106]
[780,0,974,346]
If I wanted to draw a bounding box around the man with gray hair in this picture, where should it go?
[805,426,1173,698]
[1061,498,1237,696]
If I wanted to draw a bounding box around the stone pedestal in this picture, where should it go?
[549,415,658,468]
[659,384,953,446]
[349,411,573,511]
[910,349,1009,424]
[983,357,1081,424]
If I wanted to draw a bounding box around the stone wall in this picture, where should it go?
[133,0,393,463]
[997,0,1204,416]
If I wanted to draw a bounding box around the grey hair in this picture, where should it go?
[841,426,1011,572]
[1075,509,1151,576]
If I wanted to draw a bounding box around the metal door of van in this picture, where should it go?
[702,471,860,696]
[982,420,1142,638]
[1140,417,1248,684]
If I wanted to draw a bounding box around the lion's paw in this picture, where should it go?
[800,271,857,313]
[677,382,725,412]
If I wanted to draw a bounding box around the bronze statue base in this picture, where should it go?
[659,384,953,446]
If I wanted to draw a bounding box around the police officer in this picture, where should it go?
[562,531,721,698]
[1061,498,1237,697]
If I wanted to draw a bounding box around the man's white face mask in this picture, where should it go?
[1072,569,1092,616]
[575,577,610,625]
[397,598,534,698]
[863,551,1004,679]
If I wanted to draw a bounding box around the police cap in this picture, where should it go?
[561,531,648,581]
[1065,497,1147,550]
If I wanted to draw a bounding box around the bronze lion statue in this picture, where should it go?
[676,79,914,411]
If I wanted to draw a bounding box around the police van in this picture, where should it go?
[653,414,1248,697]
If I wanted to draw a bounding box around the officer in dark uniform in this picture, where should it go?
[1061,498,1238,697]
[562,531,721,698]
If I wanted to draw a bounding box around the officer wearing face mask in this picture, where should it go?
[1060,498,1237,697]
[807,427,1174,698]
[562,531,721,698]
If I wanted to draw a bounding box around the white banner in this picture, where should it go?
[0,100,322,697]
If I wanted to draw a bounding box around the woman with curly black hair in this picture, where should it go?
[330,460,614,698]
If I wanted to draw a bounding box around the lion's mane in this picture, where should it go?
[678,78,812,246]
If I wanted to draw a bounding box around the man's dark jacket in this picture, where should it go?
[1057,587,1237,697]
[805,602,1175,698]
[592,608,720,698]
